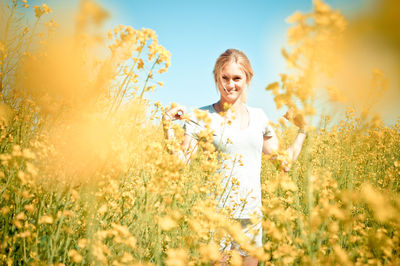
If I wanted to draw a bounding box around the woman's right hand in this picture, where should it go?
[165,104,188,121]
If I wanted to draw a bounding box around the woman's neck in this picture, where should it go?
[215,99,246,114]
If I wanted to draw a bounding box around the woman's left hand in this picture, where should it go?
[283,108,307,129]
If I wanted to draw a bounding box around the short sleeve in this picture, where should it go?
[259,109,276,138]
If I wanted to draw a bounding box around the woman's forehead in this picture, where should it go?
[220,62,246,76]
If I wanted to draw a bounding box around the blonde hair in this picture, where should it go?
[213,49,254,84]
[213,49,254,103]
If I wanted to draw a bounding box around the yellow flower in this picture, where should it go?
[280,179,297,192]
[16,212,26,220]
[1,206,10,215]
[223,102,232,111]
[78,239,87,249]
[22,149,36,159]
[158,215,177,231]
[68,249,83,263]
[0,41,5,55]
[333,245,351,265]
[33,6,44,18]
[328,205,345,220]
[18,231,31,238]
[42,4,52,14]
[25,162,37,176]
[360,184,394,222]
[137,59,144,69]
[13,220,23,229]
[24,204,35,213]
[286,11,305,23]
[166,248,188,266]
[98,204,107,215]
[199,242,220,261]
[314,0,331,13]
[265,82,279,92]
[145,85,156,92]
[111,223,131,238]
[230,250,243,266]
[127,236,137,249]
[120,252,134,263]
[39,215,54,225]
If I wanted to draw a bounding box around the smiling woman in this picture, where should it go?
[163,48,307,265]
[213,49,253,107]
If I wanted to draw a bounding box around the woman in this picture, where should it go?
[163,49,306,265]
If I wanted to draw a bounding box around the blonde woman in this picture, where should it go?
[163,49,306,265]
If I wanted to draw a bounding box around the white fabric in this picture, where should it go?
[184,104,276,219]
[220,219,263,255]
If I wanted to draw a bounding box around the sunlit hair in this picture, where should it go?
[213,49,254,103]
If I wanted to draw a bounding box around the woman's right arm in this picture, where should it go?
[163,105,197,163]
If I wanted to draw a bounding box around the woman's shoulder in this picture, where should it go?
[186,104,217,123]
[184,104,217,134]
[189,104,217,117]
[247,106,267,117]
[247,106,273,125]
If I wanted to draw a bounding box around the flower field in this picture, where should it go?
[0,0,399,265]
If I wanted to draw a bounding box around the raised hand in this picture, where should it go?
[283,108,306,129]
[164,103,188,121]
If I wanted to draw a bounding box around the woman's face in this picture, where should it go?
[217,62,248,104]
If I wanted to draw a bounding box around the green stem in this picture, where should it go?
[138,55,159,99]
[108,47,143,115]
[49,188,72,261]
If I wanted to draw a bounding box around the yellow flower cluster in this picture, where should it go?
[32,4,52,18]
[266,0,347,129]
[106,25,170,100]
[0,0,399,265]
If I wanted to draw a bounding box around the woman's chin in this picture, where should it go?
[222,93,242,103]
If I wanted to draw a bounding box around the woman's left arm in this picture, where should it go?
[262,131,306,172]
[262,131,306,160]
[261,108,307,171]
[286,130,306,161]
[262,135,279,155]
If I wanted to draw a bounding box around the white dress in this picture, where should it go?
[184,104,276,219]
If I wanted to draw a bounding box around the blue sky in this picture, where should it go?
[54,0,371,122]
